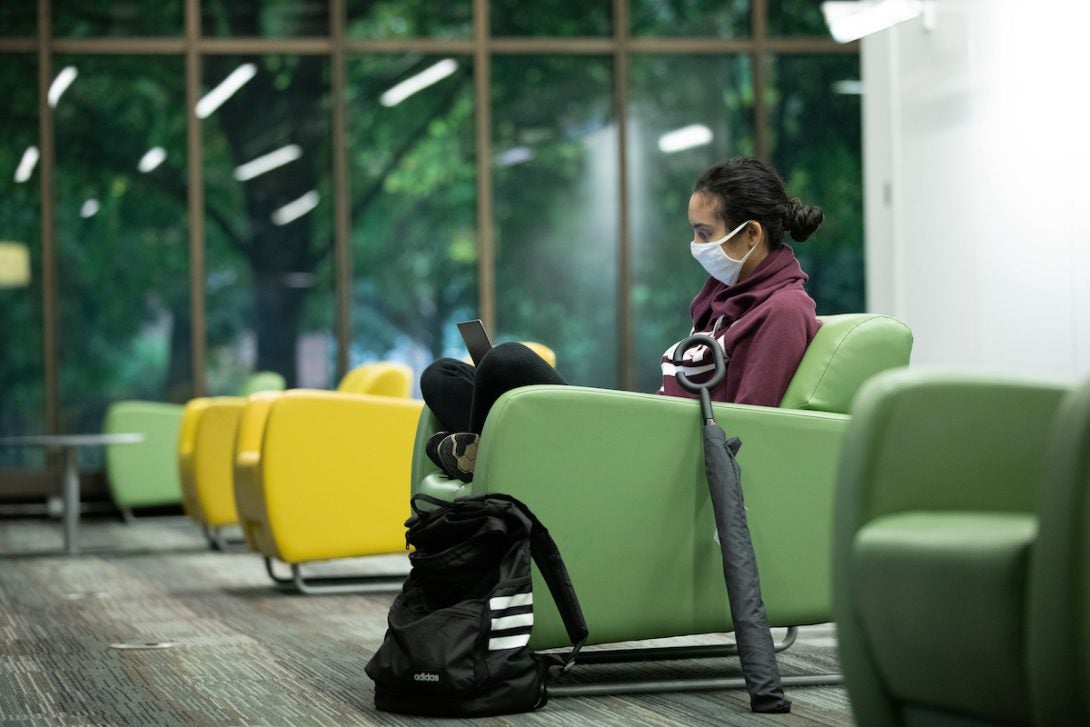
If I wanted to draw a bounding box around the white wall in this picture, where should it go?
[863,0,1090,382]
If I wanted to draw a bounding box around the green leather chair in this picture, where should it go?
[104,371,285,518]
[833,368,1088,726]
[411,314,912,679]
[103,401,187,514]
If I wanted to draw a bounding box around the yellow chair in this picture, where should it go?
[178,364,409,550]
[233,364,420,593]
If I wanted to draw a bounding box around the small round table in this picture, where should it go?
[0,433,144,555]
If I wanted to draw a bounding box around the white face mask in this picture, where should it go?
[689,220,756,286]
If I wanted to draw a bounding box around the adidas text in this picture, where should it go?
[413,672,440,683]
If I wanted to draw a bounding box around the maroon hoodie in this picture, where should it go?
[659,245,820,406]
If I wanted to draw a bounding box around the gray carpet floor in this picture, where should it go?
[0,516,854,726]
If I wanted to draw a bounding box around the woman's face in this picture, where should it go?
[688,192,750,259]
[688,190,769,283]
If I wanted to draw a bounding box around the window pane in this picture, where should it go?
[768,0,830,36]
[202,0,329,38]
[0,4,36,36]
[347,56,477,374]
[769,54,864,314]
[491,0,611,36]
[53,56,189,446]
[202,55,335,392]
[0,55,43,466]
[492,56,617,388]
[54,0,183,37]
[628,55,754,394]
[631,0,749,37]
[346,0,471,39]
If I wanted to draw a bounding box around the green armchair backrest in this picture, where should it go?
[103,401,185,509]
[240,371,286,396]
[779,313,913,413]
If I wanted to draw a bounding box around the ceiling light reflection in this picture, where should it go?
[196,63,258,119]
[495,146,535,167]
[380,59,458,107]
[658,124,713,154]
[234,144,303,182]
[137,147,167,173]
[271,190,319,226]
[48,66,78,108]
[14,146,39,183]
[80,199,100,219]
[821,0,929,43]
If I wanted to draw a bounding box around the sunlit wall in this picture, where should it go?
[863,0,1090,381]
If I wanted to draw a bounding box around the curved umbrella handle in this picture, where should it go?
[672,333,727,423]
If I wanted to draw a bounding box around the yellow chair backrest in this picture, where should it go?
[336,362,413,398]
[520,341,557,368]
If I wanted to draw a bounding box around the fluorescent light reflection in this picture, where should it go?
[380,59,458,107]
[14,146,39,183]
[137,147,167,173]
[495,146,535,167]
[271,190,319,226]
[658,124,713,154]
[832,79,864,95]
[196,63,258,119]
[48,66,78,108]
[80,199,100,219]
[821,0,928,43]
[234,144,303,181]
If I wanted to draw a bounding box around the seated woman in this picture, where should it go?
[422,155,823,483]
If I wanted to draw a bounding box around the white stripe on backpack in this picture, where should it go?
[490,613,534,631]
[488,633,532,651]
[489,592,532,610]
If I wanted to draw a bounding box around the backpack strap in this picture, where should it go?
[485,493,589,673]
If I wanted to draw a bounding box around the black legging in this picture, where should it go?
[420,341,568,434]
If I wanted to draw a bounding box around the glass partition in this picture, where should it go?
[202,54,335,392]
[0,4,37,36]
[492,55,618,388]
[0,55,43,465]
[631,0,749,37]
[52,56,189,441]
[491,0,611,36]
[347,55,477,374]
[346,0,472,39]
[628,54,753,393]
[54,0,184,37]
[202,0,330,38]
[768,0,830,36]
[768,54,863,314]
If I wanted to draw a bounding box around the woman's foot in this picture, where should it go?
[425,431,450,471]
[436,432,479,483]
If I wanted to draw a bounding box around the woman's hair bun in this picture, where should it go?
[783,198,824,242]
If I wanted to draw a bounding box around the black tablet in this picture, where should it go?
[457,319,493,366]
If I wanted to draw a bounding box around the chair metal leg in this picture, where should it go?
[548,626,841,698]
[204,526,247,552]
[263,556,404,595]
[549,673,843,698]
[120,508,136,525]
[574,627,799,665]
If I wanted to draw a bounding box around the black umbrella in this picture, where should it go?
[672,333,791,714]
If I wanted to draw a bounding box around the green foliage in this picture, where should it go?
[631,0,750,37]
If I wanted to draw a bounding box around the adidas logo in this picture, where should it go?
[413,672,440,683]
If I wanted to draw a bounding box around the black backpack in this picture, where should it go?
[365,493,588,717]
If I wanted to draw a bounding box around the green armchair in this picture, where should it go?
[411,313,912,673]
[833,368,1088,726]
